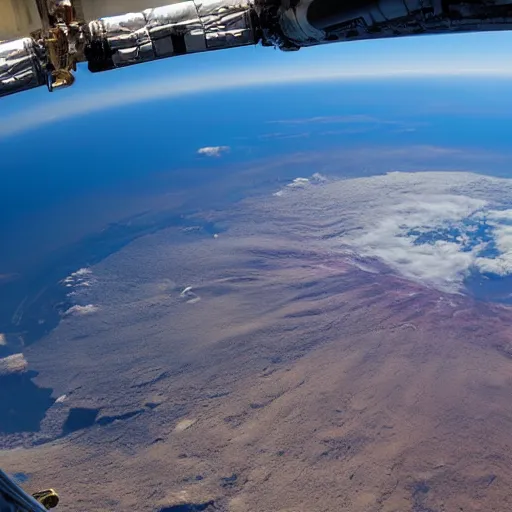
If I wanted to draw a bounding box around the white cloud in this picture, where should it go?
[272,171,512,292]
[488,209,512,223]
[0,353,27,376]
[344,191,499,290]
[73,268,92,276]
[477,257,512,276]
[64,304,99,316]
[288,177,311,188]
[356,228,477,289]
[346,176,512,289]
[274,172,327,195]
[0,334,6,346]
[63,267,94,290]
[197,146,230,157]
[473,219,512,276]
[179,286,200,304]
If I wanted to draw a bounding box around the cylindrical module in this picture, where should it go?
[0,38,47,98]
[85,0,256,72]
[277,0,512,47]
[74,0,183,21]
[0,0,256,96]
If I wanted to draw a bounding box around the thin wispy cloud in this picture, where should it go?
[259,132,311,140]
[268,115,398,125]
[267,114,424,136]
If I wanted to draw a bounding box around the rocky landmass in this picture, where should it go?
[4,172,512,511]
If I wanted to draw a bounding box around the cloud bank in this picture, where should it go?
[348,194,488,289]
[271,171,512,292]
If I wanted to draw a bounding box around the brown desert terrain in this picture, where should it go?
[3,172,512,511]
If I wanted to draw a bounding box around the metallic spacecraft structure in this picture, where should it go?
[0,469,56,512]
[1,0,512,98]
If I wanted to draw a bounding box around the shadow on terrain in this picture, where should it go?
[62,407,99,434]
[159,502,216,512]
[0,372,54,433]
